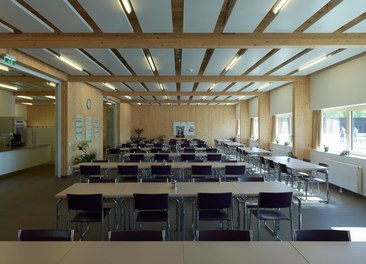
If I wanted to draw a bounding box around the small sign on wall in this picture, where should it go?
[75,115,83,140]
[173,122,195,137]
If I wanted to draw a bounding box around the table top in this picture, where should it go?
[239,147,272,155]
[265,156,327,171]
[290,241,366,264]
[122,152,222,158]
[55,181,294,199]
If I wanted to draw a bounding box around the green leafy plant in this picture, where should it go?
[340,150,350,156]
[323,144,329,152]
[74,141,96,164]
[157,134,166,142]
[284,141,291,146]
[274,138,279,144]
[134,128,144,139]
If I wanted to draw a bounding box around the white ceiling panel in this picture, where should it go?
[248,48,303,75]
[224,0,275,33]
[226,48,272,76]
[78,0,133,33]
[204,49,239,75]
[293,48,366,76]
[227,82,251,92]
[180,96,190,100]
[243,82,270,92]
[196,82,213,92]
[141,96,155,101]
[163,83,176,92]
[265,0,330,33]
[53,49,109,75]
[85,49,131,76]
[181,49,206,76]
[118,49,153,76]
[24,0,92,33]
[130,0,172,32]
[346,20,366,33]
[0,21,13,32]
[150,49,175,76]
[0,0,53,32]
[216,96,230,100]
[110,82,132,91]
[211,82,231,92]
[271,47,336,75]
[20,48,88,76]
[145,83,161,92]
[305,0,366,33]
[184,0,223,33]
[125,82,147,91]
[180,83,194,92]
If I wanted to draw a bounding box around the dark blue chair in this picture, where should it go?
[108,230,165,241]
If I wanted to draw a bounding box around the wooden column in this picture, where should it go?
[292,77,312,159]
[240,101,250,145]
[258,92,271,149]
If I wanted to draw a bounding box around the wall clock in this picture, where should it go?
[86,99,92,110]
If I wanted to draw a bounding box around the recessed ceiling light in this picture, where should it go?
[17,95,33,100]
[21,102,33,106]
[0,64,9,72]
[45,95,56,100]
[0,83,17,90]
[58,55,83,71]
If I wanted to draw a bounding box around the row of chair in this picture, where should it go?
[17,228,351,241]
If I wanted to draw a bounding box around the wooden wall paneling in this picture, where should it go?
[103,104,108,148]
[26,105,55,127]
[293,77,312,159]
[119,103,131,144]
[130,105,236,146]
[240,101,250,145]
[258,92,271,150]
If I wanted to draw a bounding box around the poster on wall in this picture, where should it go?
[85,116,92,142]
[75,115,83,140]
[173,122,195,137]
[94,117,99,139]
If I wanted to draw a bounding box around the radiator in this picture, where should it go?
[327,159,362,193]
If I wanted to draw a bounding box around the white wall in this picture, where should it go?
[270,84,293,115]
[15,104,27,120]
[248,97,258,118]
[0,90,15,117]
[311,55,366,110]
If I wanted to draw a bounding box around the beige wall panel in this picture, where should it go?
[240,101,250,145]
[26,105,55,127]
[130,105,236,146]
[103,105,108,148]
[293,77,312,159]
[258,93,271,150]
[120,103,131,144]
[66,82,103,175]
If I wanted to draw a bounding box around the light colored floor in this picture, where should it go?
[1,164,366,241]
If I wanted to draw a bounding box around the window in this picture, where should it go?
[251,117,258,140]
[321,107,366,155]
[276,114,292,144]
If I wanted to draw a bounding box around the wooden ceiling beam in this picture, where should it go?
[102,91,258,96]
[13,91,55,96]
[121,100,242,104]
[0,33,365,48]
[0,76,46,82]
[69,75,298,82]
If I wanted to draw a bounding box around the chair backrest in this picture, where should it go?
[197,143,207,148]
[18,229,74,241]
[154,153,169,161]
[67,193,103,211]
[181,143,191,148]
[141,178,170,182]
[267,159,276,169]
[191,165,212,176]
[318,163,329,174]
[197,230,252,241]
[80,165,101,176]
[108,230,165,241]
[278,163,288,174]
[258,192,293,209]
[295,229,351,241]
[129,154,145,161]
[92,159,109,163]
[151,148,162,153]
[118,165,138,176]
[151,165,171,176]
[184,148,196,153]
[225,165,246,176]
[205,148,218,153]
[87,178,117,183]
[181,153,195,162]
[129,148,142,153]
[108,148,121,154]
[133,193,169,210]
[154,143,163,148]
[259,156,266,165]
[238,176,265,182]
[197,192,232,210]
[303,159,311,162]
[192,177,220,182]
[207,153,222,161]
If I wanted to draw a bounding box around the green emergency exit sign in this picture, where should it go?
[4,54,16,66]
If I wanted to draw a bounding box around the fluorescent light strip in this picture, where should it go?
[165,96,168,100]
[257,82,272,91]
[238,96,246,100]
[202,96,206,100]
[298,55,328,71]
[0,64,9,72]
[137,102,141,105]
[0,83,17,90]
[103,82,116,90]
[22,102,33,106]
[224,55,241,72]
[272,0,288,14]
[159,82,164,91]
[121,0,132,14]
[208,83,217,91]
[45,95,56,100]
[46,81,56,87]
[125,95,132,100]
[17,95,33,100]
[58,56,83,72]
[146,55,156,72]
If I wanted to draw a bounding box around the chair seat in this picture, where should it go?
[245,201,258,209]
[136,211,168,222]
[251,209,289,221]
[71,209,111,223]
[198,210,230,221]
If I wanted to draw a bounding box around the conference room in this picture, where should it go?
[1,0,366,262]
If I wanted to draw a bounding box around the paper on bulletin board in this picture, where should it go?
[85,116,92,142]
[75,115,83,140]
[94,117,99,139]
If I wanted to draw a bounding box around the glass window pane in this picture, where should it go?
[277,114,292,144]
[351,110,366,153]
[322,110,347,152]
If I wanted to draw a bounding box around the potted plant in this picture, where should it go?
[274,138,279,144]
[323,144,329,152]
[340,150,350,156]
[74,141,96,164]
[134,128,143,139]
[157,134,166,142]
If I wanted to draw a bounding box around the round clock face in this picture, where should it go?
[86,99,91,109]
